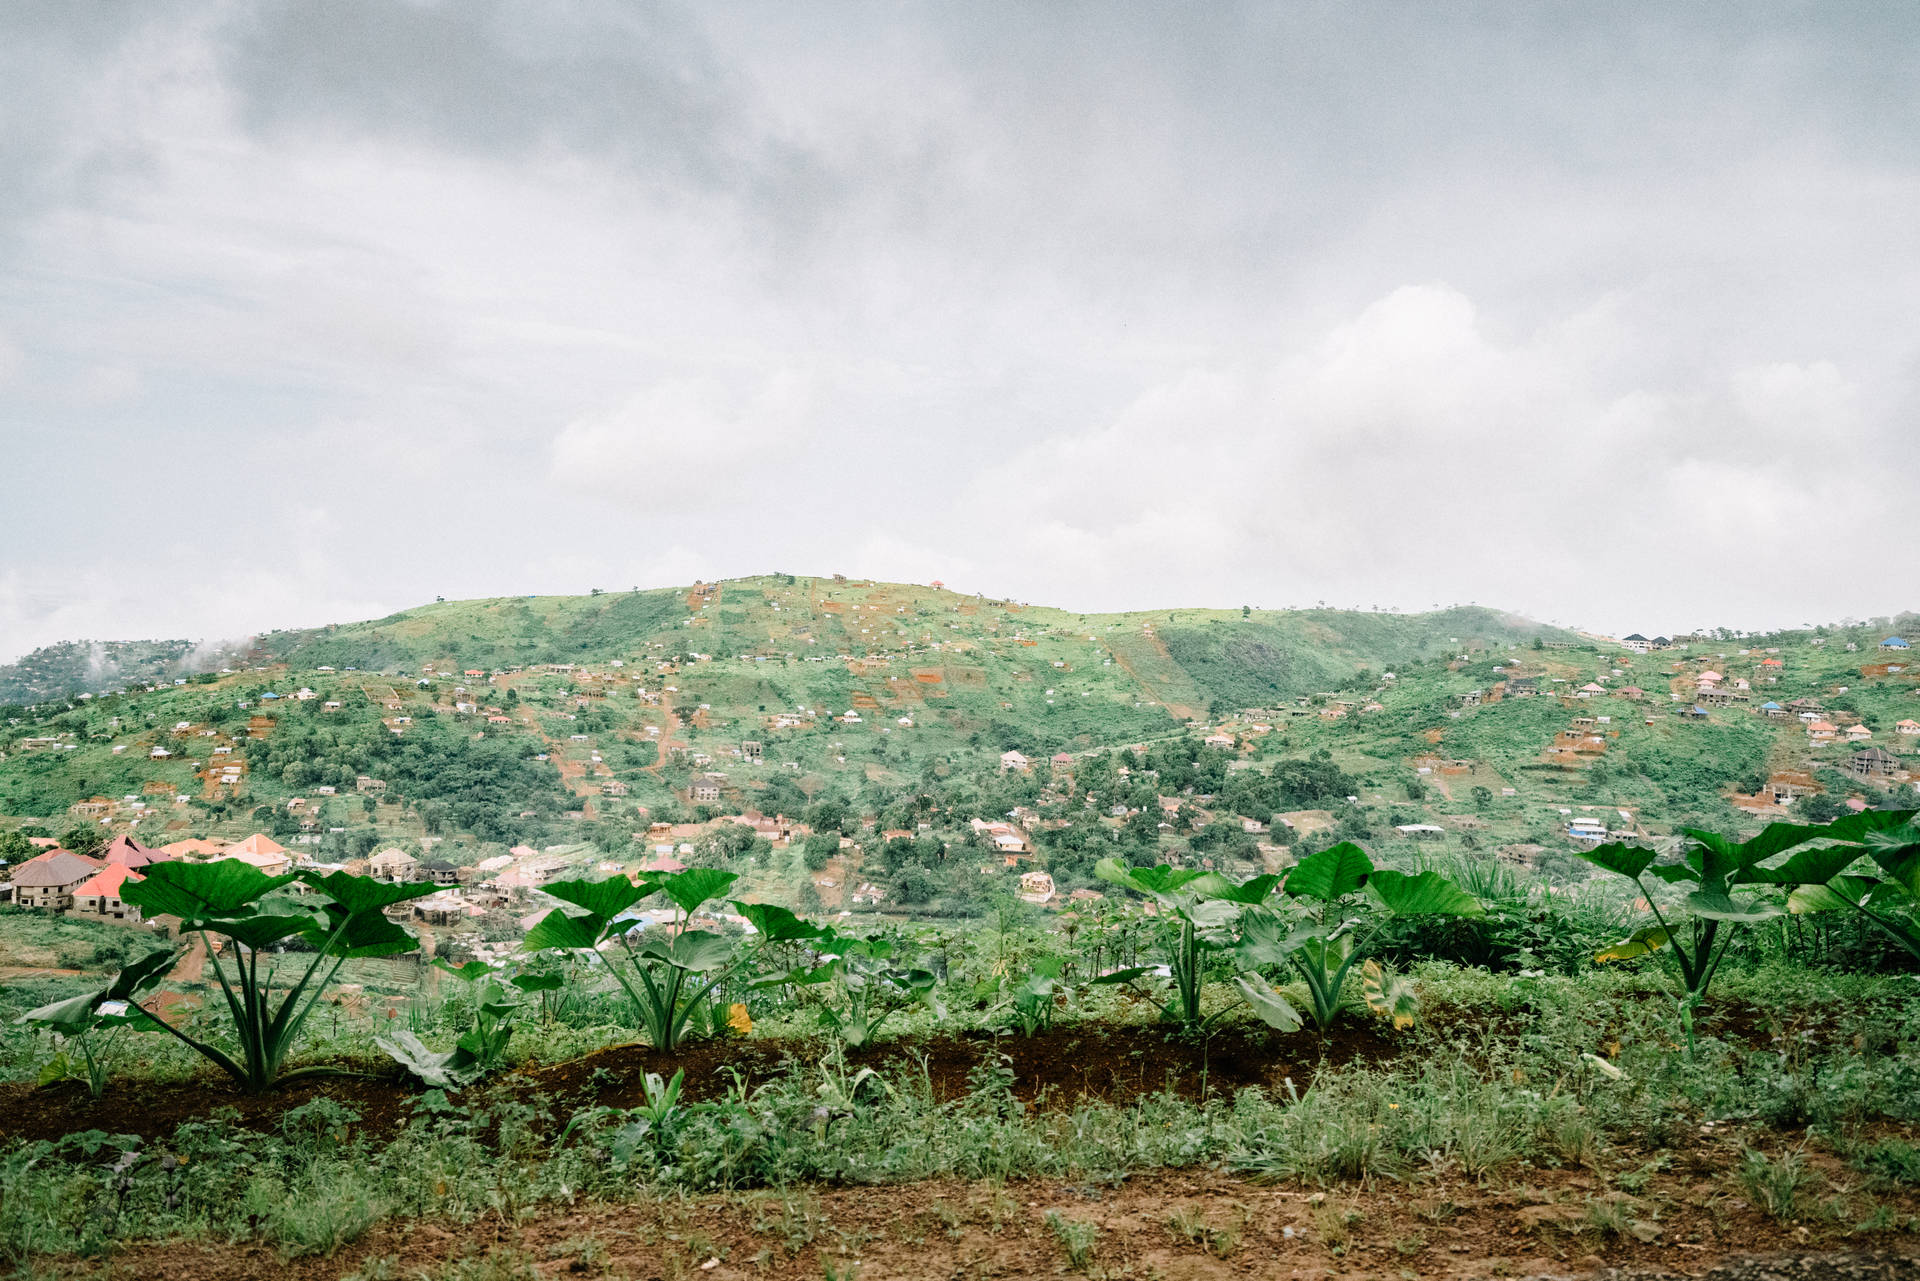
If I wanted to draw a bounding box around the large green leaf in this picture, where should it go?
[219,913,321,952]
[311,906,421,958]
[665,930,735,972]
[298,869,437,912]
[1094,858,1210,904]
[1862,826,1920,897]
[1233,976,1303,1034]
[16,992,102,1035]
[1787,877,1877,914]
[1683,889,1782,923]
[1368,869,1483,917]
[1826,809,1918,844]
[731,901,828,941]
[1233,910,1319,969]
[522,907,612,952]
[1284,842,1373,902]
[120,859,297,920]
[510,972,566,993]
[541,876,651,920]
[433,959,497,982]
[1089,964,1158,986]
[1205,873,1284,905]
[106,948,181,1002]
[1683,822,1826,892]
[1738,843,1867,887]
[376,1029,481,1089]
[660,869,739,917]
[1572,842,1657,881]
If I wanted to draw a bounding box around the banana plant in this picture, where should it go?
[1577,822,1827,1048]
[114,861,433,1091]
[16,948,178,1098]
[1235,842,1482,1034]
[1090,858,1286,1031]
[1749,811,1920,962]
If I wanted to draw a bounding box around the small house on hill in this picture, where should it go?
[999,750,1031,773]
[1882,637,1911,650]
[368,849,421,882]
[71,863,143,922]
[12,850,102,911]
[1850,747,1900,781]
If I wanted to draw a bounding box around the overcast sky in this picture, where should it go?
[3,2,1918,661]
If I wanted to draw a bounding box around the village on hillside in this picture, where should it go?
[4,584,1918,938]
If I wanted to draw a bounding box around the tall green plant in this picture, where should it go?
[16,949,177,1098]
[1237,841,1482,1033]
[1091,859,1282,1030]
[376,959,553,1087]
[1757,811,1920,962]
[115,862,433,1091]
[1576,823,1825,1046]
[524,872,828,1051]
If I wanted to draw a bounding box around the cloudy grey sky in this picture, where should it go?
[3,1,1918,661]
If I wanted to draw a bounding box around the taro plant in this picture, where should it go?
[16,949,177,1098]
[1090,858,1289,1032]
[815,936,941,1047]
[114,861,434,1091]
[377,959,552,1088]
[1576,822,1826,1048]
[524,871,827,1051]
[752,923,941,1048]
[1236,841,1482,1035]
[1757,811,1920,962]
[999,955,1066,1037]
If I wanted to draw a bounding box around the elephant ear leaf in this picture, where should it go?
[309,906,420,958]
[1232,976,1303,1034]
[732,901,828,941]
[299,870,437,912]
[1787,877,1877,914]
[1597,925,1670,963]
[433,959,496,982]
[1361,960,1418,1030]
[1284,842,1373,902]
[1208,873,1283,905]
[1368,869,1482,917]
[661,869,739,917]
[541,877,650,920]
[1573,842,1656,881]
[667,930,735,972]
[105,948,179,1002]
[1827,809,1918,844]
[1684,889,1782,923]
[1738,843,1864,886]
[120,859,296,921]
[521,908,612,952]
[376,1029,480,1089]
[17,992,103,1036]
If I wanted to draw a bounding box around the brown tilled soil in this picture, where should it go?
[0,998,1858,1148]
[22,1164,1920,1281]
[0,1020,1399,1145]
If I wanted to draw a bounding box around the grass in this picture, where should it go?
[1,961,1916,1268]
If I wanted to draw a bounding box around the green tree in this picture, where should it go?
[60,824,107,858]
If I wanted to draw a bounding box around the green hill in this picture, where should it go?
[0,639,217,705]
[9,576,1913,922]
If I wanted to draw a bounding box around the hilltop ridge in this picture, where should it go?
[2,577,1573,708]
